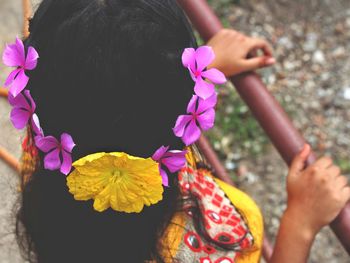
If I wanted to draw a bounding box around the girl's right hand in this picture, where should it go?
[286,144,350,236]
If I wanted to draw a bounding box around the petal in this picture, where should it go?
[160,167,169,187]
[162,150,187,172]
[60,133,76,153]
[67,168,110,201]
[31,114,43,136]
[24,46,39,70]
[152,145,169,162]
[2,38,25,67]
[35,135,59,152]
[23,89,36,111]
[188,66,197,82]
[182,48,196,72]
[196,93,217,114]
[60,150,72,175]
[10,108,30,129]
[8,69,29,97]
[7,90,30,109]
[15,37,25,63]
[93,184,112,212]
[182,119,201,146]
[4,69,21,87]
[43,149,61,171]
[194,77,215,100]
[201,68,227,84]
[34,134,44,143]
[197,108,215,131]
[186,95,198,114]
[173,115,192,138]
[195,46,215,72]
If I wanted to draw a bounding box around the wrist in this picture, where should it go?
[283,207,318,242]
[271,206,316,262]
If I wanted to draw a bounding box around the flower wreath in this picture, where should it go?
[2,37,227,213]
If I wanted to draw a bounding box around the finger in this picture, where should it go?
[238,56,276,72]
[250,38,274,57]
[341,186,350,203]
[336,175,349,188]
[327,165,341,179]
[313,156,333,169]
[289,144,311,175]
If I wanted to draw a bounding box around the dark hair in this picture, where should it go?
[16,0,196,262]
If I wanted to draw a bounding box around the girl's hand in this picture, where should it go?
[207,29,275,77]
[286,144,350,236]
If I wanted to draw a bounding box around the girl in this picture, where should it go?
[5,0,349,262]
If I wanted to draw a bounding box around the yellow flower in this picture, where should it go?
[66,152,163,213]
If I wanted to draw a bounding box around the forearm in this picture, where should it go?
[269,208,316,263]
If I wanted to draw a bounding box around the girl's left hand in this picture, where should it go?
[207,29,276,77]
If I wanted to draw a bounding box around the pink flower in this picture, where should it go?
[2,37,39,97]
[8,90,43,136]
[152,146,187,187]
[173,93,217,146]
[182,46,226,100]
[35,133,76,175]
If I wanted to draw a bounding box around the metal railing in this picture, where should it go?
[177,0,350,258]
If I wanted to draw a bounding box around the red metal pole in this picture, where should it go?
[0,87,8,98]
[197,136,233,185]
[0,146,20,173]
[178,0,350,257]
[22,0,31,38]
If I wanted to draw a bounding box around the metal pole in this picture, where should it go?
[0,147,20,173]
[197,136,233,185]
[178,0,350,257]
[0,88,8,98]
[22,0,31,38]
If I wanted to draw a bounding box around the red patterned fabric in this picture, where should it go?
[174,166,254,262]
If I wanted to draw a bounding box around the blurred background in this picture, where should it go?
[0,0,349,262]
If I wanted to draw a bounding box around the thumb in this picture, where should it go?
[239,56,276,72]
[289,144,311,175]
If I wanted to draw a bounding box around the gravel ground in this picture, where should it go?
[208,0,350,262]
[0,0,349,263]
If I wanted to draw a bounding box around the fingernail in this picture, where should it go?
[302,144,311,157]
[265,57,276,65]
[300,144,308,155]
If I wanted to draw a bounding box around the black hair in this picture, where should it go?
[16,0,197,262]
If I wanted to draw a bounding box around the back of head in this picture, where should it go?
[17,0,196,262]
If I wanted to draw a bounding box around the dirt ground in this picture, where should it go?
[0,0,349,262]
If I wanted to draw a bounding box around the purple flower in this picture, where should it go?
[8,90,43,136]
[152,146,187,187]
[2,37,39,97]
[173,93,217,146]
[35,133,76,175]
[31,113,44,137]
[182,46,226,100]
